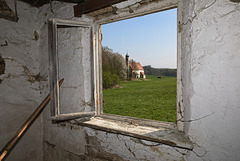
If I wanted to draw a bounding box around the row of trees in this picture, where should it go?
[102,47,127,89]
[143,65,177,77]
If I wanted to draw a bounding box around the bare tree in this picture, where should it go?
[102,46,127,88]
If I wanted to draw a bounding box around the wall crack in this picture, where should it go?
[177,112,215,122]
[182,0,216,26]
[1,40,8,46]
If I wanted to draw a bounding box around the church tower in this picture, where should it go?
[125,53,129,80]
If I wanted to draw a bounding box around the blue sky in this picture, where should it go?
[101,8,177,69]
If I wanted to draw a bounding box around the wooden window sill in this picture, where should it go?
[70,114,193,150]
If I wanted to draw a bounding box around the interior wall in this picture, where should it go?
[83,1,240,160]
[38,2,95,161]
[0,1,44,160]
[0,1,93,160]
[41,0,190,160]
[42,0,240,160]
[182,0,240,160]
[1,0,239,161]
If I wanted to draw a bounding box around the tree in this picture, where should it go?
[143,65,177,77]
[102,46,127,89]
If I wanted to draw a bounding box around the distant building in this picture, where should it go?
[126,54,146,79]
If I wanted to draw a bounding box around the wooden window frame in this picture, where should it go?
[94,1,184,131]
[48,19,96,121]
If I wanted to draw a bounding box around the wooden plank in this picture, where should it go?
[48,19,59,116]
[51,112,95,121]
[100,113,176,129]
[19,0,84,7]
[0,79,64,161]
[59,0,84,3]
[72,117,194,150]
[74,0,127,17]
[0,0,18,22]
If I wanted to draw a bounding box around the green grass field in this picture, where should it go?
[103,75,177,122]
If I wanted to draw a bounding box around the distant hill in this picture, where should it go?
[143,65,177,77]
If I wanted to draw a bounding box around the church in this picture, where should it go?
[125,54,146,79]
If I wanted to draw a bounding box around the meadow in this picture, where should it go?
[103,75,177,123]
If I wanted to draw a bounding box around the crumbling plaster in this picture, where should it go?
[43,0,240,160]
[56,26,93,114]
[180,0,240,160]
[0,1,44,160]
[40,0,192,160]
[43,0,240,161]
[0,0,93,160]
[1,0,240,160]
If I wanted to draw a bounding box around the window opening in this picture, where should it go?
[101,8,177,122]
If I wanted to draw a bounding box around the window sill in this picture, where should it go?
[72,114,193,150]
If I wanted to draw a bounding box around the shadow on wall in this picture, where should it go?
[0,55,5,84]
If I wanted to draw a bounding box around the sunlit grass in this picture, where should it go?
[103,75,177,122]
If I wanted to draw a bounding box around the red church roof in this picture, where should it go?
[133,71,139,75]
[129,61,144,70]
[140,71,145,76]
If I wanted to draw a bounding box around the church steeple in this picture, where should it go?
[125,53,129,80]
[125,53,129,66]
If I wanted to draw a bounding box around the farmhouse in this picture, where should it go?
[0,0,240,161]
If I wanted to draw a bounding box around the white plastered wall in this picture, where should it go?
[42,0,240,160]
[0,1,93,160]
[181,0,240,160]
[0,0,240,160]
[42,1,192,160]
[0,1,44,160]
